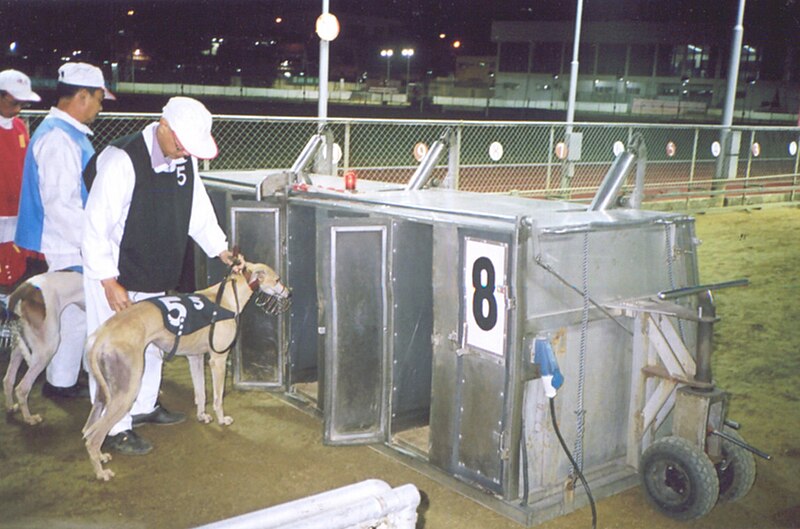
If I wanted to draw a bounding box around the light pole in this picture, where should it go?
[131,48,141,83]
[380,48,393,85]
[678,76,689,117]
[401,48,414,94]
[613,77,621,115]
[742,77,756,120]
[315,2,340,127]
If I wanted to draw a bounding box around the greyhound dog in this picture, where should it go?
[3,270,85,424]
[83,262,290,481]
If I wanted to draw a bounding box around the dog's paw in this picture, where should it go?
[100,452,112,463]
[23,414,43,425]
[197,412,213,424]
[96,468,115,481]
[218,416,234,426]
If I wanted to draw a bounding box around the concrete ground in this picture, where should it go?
[1,206,798,529]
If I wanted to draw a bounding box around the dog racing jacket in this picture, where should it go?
[144,294,235,337]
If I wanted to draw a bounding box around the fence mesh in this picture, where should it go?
[21,111,800,206]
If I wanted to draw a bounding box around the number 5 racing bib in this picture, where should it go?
[144,294,236,336]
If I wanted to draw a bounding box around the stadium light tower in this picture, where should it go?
[380,48,394,84]
[402,48,414,94]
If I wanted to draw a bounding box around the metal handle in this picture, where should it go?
[710,429,772,461]
[658,278,749,300]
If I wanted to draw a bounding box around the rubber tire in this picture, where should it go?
[640,436,720,521]
[716,429,757,503]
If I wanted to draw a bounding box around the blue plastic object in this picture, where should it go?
[534,337,564,397]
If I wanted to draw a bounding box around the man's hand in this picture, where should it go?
[101,277,132,312]
[219,249,245,273]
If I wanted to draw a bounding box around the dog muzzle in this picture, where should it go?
[251,288,292,316]
[0,301,20,354]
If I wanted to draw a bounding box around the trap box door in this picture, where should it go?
[318,215,391,445]
[429,225,521,498]
[228,201,287,390]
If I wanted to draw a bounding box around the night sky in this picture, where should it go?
[1,0,798,83]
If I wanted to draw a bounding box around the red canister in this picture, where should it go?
[344,170,357,191]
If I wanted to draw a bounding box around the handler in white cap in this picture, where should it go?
[14,62,114,399]
[82,96,240,455]
[0,69,43,293]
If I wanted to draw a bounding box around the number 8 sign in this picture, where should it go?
[464,238,508,356]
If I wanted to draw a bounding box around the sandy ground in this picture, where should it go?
[1,206,799,529]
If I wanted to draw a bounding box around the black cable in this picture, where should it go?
[550,397,597,529]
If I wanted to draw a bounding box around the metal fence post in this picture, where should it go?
[793,135,800,202]
[687,128,699,209]
[547,125,555,194]
[344,121,351,172]
[743,129,756,203]
[449,125,461,190]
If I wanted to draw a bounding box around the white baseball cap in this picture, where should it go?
[58,62,116,100]
[162,97,218,160]
[0,69,41,102]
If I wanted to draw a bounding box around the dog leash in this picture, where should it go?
[207,266,242,355]
[163,254,243,362]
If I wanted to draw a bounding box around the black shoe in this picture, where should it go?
[132,403,186,427]
[42,380,90,399]
[102,429,153,455]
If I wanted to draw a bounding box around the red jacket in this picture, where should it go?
[0,117,29,217]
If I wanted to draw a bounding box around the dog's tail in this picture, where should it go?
[82,332,108,437]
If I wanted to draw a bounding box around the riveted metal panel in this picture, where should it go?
[230,203,285,389]
[323,224,389,444]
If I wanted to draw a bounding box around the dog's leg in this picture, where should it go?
[3,342,25,414]
[13,337,56,425]
[208,351,232,425]
[84,347,143,481]
[83,399,105,435]
[187,354,211,423]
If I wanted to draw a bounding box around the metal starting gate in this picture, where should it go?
[197,132,761,526]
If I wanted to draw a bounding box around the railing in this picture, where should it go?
[22,111,800,208]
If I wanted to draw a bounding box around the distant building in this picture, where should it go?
[454,56,496,87]
[490,20,800,118]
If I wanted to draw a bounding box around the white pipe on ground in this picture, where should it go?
[193,479,420,529]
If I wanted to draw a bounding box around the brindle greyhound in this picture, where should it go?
[3,271,85,424]
[83,262,289,481]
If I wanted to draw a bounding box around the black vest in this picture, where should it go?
[88,132,195,293]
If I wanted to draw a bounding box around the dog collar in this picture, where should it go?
[242,267,258,291]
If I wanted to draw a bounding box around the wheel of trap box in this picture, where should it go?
[640,436,720,520]
[715,429,757,503]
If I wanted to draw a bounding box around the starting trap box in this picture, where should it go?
[200,170,701,526]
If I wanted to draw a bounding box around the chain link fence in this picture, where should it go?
[22,111,800,207]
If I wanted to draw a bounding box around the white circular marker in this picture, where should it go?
[413,142,428,162]
[489,141,504,161]
[711,141,721,158]
[321,143,343,164]
[612,141,625,156]
[555,141,567,160]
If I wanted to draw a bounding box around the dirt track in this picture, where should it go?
[1,205,799,529]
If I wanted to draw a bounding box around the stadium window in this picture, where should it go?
[739,44,761,81]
